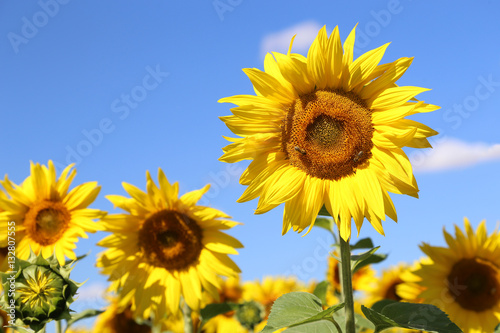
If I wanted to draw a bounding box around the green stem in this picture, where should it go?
[327,317,343,333]
[56,321,62,333]
[339,234,355,333]
[183,302,194,333]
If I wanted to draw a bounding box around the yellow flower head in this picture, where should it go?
[96,169,243,324]
[402,218,500,333]
[204,276,247,333]
[0,161,104,265]
[242,276,304,331]
[93,296,157,333]
[219,25,438,240]
[326,252,376,294]
[358,263,409,307]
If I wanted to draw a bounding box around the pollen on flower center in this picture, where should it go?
[138,210,203,270]
[24,201,71,246]
[282,89,374,180]
[447,258,500,312]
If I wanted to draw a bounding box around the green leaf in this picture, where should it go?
[354,312,375,332]
[361,301,462,333]
[65,309,104,330]
[64,252,90,267]
[350,237,374,250]
[200,302,239,324]
[282,321,339,332]
[261,292,344,333]
[313,217,336,239]
[361,305,399,332]
[350,246,387,273]
[312,281,329,306]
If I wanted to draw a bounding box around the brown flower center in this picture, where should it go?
[384,280,403,301]
[138,210,203,270]
[220,283,243,318]
[24,201,71,246]
[110,307,151,333]
[447,258,500,312]
[282,89,374,180]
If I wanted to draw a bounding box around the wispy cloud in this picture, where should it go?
[412,138,500,173]
[260,21,322,58]
[74,282,108,308]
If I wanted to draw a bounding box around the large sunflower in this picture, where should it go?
[219,25,438,240]
[401,218,500,333]
[96,169,243,324]
[0,161,104,265]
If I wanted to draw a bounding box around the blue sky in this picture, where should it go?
[2,0,500,322]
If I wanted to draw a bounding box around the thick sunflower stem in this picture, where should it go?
[56,321,62,333]
[339,235,355,333]
[183,302,194,333]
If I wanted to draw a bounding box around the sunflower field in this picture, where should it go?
[1,2,500,333]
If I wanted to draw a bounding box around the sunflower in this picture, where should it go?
[204,276,248,333]
[0,161,104,265]
[96,169,243,324]
[242,276,304,332]
[401,218,500,333]
[219,25,438,240]
[0,246,8,272]
[326,251,375,293]
[358,264,409,307]
[93,296,158,333]
[396,259,428,303]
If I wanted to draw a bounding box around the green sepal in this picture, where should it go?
[0,249,82,332]
[318,205,331,217]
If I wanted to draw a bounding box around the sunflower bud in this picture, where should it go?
[0,250,82,332]
[235,300,264,330]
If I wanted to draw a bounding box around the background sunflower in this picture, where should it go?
[402,218,500,333]
[0,161,104,265]
[96,169,243,324]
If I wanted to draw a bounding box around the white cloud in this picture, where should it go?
[411,138,500,173]
[260,21,322,58]
[74,282,108,308]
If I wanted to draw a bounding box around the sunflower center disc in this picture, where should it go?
[447,258,500,312]
[138,210,203,270]
[24,201,70,246]
[384,280,403,301]
[111,307,152,333]
[282,89,374,180]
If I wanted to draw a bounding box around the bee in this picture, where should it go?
[294,146,306,155]
[353,151,364,162]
